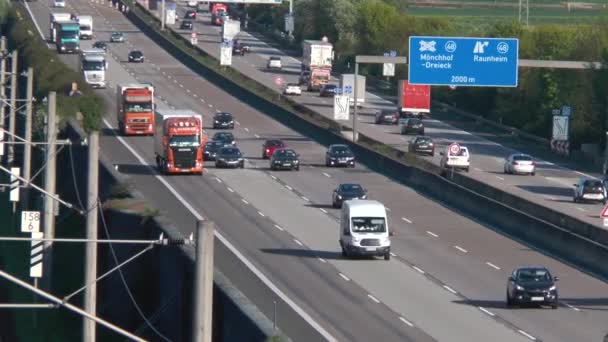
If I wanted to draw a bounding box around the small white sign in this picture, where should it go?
[552,115,569,141]
[284,14,294,33]
[30,231,43,278]
[21,211,41,233]
[220,45,232,66]
[603,218,608,227]
[0,127,4,156]
[190,32,197,45]
[10,167,20,202]
[382,63,395,77]
[333,95,350,120]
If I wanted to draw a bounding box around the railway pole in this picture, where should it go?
[42,92,58,292]
[83,131,99,342]
[193,220,214,342]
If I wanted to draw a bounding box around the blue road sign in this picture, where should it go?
[344,85,352,94]
[408,36,519,87]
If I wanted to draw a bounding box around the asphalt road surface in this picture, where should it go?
[23,1,608,341]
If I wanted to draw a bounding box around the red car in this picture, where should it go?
[262,139,287,159]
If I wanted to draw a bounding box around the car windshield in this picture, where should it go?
[94,43,105,48]
[275,149,296,158]
[408,119,421,125]
[124,103,152,112]
[131,51,142,56]
[339,184,362,192]
[270,57,280,61]
[517,269,551,282]
[60,32,79,39]
[351,217,386,233]
[287,84,299,87]
[82,61,104,71]
[205,141,223,149]
[416,137,431,143]
[266,140,283,147]
[80,25,91,31]
[331,146,351,155]
[169,135,200,147]
[513,155,532,161]
[214,133,233,141]
[220,148,240,156]
[215,113,232,120]
[584,180,603,188]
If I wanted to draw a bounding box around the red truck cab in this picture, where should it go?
[116,84,155,135]
[211,3,227,26]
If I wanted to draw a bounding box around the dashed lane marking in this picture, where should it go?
[293,239,304,246]
[518,330,537,341]
[401,217,412,224]
[367,294,380,303]
[478,307,495,317]
[257,211,265,217]
[454,245,468,253]
[274,224,284,231]
[412,266,425,274]
[426,231,438,238]
[398,317,414,327]
[443,285,457,294]
[227,187,234,193]
[486,262,501,270]
[320,208,328,214]
[338,273,350,281]
[241,199,249,204]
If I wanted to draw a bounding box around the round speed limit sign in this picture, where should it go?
[449,143,461,155]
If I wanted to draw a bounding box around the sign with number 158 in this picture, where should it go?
[21,211,41,233]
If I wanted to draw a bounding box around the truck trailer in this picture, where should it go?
[340,74,366,107]
[116,84,155,135]
[398,80,431,117]
[77,15,93,39]
[300,39,333,91]
[49,12,71,42]
[154,109,206,175]
[80,49,107,88]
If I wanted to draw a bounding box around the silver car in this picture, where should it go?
[110,32,124,43]
[573,178,606,204]
[504,154,535,175]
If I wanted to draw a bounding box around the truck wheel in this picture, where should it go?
[341,247,347,257]
[384,253,390,261]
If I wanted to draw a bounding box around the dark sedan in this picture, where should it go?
[506,266,559,309]
[212,112,235,129]
[374,110,399,125]
[320,84,338,97]
[128,50,144,63]
[400,118,425,135]
[181,20,193,30]
[215,146,244,168]
[270,148,300,171]
[203,140,224,161]
[408,136,435,156]
[92,41,107,51]
[212,132,236,146]
[233,39,250,53]
[332,183,367,208]
[325,144,355,168]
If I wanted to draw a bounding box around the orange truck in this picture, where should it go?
[211,3,227,26]
[154,109,207,175]
[116,84,155,135]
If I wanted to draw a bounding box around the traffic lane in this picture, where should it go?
[212,168,532,342]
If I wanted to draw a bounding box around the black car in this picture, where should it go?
[233,39,250,53]
[185,10,197,19]
[408,136,435,156]
[212,132,236,146]
[232,44,245,56]
[400,118,424,135]
[92,41,107,51]
[506,266,559,309]
[180,20,193,30]
[332,183,367,208]
[215,146,244,168]
[320,84,338,97]
[270,148,300,171]
[325,144,355,168]
[128,50,144,63]
[203,140,224,161]
[213,112,235,129]
[374,109,399,125]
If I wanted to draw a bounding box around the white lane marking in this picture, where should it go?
[186,89,191,93]
[412,266,425,274]
[443,285,457,294]
[478,307,495,317]
[100,119,337,341]
[320,208,328,214]
[545,196,557,201]
[401,217,413,224]
[390,252,397,257]
[285,185,293,191]
[208,104,213,108]
[496,176,505,181]
[574,170,596,179]
[474,167,483,172]
[166,74,171,78]
[576,207,586,212]
[454,245,468,253]
[244,127,250,132]
[254,134,260,138]
[179,84,184,88]
[367,294,381,304]
[215,177,222,183]
[322,172,331,178]
[173,79,178,83]
[235,121,240,125]
[398,317,414,327]
[318,257,327,263]
[227,187,234,193]
[216,109,222,113]
[426,231,438,238]
[257,211,265,217]
[293,239,304,246]
[193,93,198,97]
[200,99,205,103]
[274,224,284,231]
[338,273,350,281]
[270,175,277,180]
[385,207,391,212]
[565,303,581,311]
[518,330,537,341]
[486,262,501,270]
[241,199,249,204]
[301,196,310,202]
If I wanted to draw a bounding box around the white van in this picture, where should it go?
[78,15,93,39]
[339,200,392,260]
[440,145,470,172]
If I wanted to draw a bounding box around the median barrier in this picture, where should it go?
[119,0,608,279]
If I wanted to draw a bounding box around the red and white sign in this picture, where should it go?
[274,76,284,86]
[449,143,460,155]
[601,204,608,218]
[190,32,197,45]
[398,80,431,113]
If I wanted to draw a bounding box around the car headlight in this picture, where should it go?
[361,195,367,199]
[214,120,219,123]
[549,285,556,291]
[351,236,360,242]
[337,195,342,199]
[294,160,299,163]
[516,285,524,291]
[229,120,234,123]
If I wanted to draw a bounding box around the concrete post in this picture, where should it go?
[83,131,99,342]
[352,62,359,142]
[22,67,33,208]
[8,50,17,166]
[192,220,214,342]
[42,92,57,292]
[0,37,6,147]
[161,0,166,30]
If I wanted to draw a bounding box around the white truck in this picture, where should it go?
[301,39,334,91]
[77,15,93,39]
[339,200,392,260]
[80,49,107,88]
[221,19,240,41]
[340,74,366,107]
[49,12,71,42]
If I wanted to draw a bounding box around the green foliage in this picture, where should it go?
[4,6,104,132]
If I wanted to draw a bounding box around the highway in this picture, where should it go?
[25,1,608,341]
[159,4,608,231]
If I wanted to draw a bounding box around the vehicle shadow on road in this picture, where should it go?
[101,127,120,137]
[256,67,301,76]
[516,185,573,197]
[113,163,156,176]
[305,203,335,210]
[559,297,608,311]
[260,248,342,260]
[452,299,547,310]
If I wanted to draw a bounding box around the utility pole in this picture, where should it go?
[0,37,6,146]
[22,67,33,208]
[83,131,99,342]
[352,62,359,142]
[42,92,57,292]
[192,220,214,342]
[161,0,166,30]
[8,50,17,166]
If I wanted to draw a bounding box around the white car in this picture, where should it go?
[54,0,66,7]
[504,153,535,175]
[440,146,470,172]
[573,178,606,204]
[283,83,302,96]
[267,56,282,69]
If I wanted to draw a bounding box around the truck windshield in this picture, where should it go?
[124,103,152,112]
[60,32,79,40]
[314,73,330,81]
[169,135,200,147]
[82,61,105,71]
[80,25,91,31]
[351,217,386,233]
